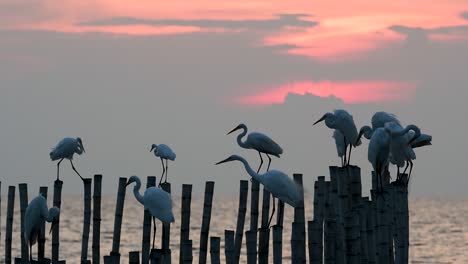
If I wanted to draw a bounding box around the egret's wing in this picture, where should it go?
[248,132,283,155]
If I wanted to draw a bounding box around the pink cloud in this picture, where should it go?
[236,80,416,105]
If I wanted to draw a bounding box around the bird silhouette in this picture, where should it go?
[150,144,176,186]
[50,137,85,181]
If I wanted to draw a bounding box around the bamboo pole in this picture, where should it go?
[376,189,390,264]
[312,176,326,264]
[359,198,369,264]
[291,222,306,263]
[142,176,156,264]
[258,185,270,264]
[323,181,336,264]
[52,179,63,264]
[198,181,215,264]
[129,251,140,264]
[394,174,409,264]
[293,173,306,264]
[366,199,377,264]
[179,184,192,264]
[234,180,248,264]
[308,220,322,264]
[272,225,283,264]
[160,182,172,263]
[182,240,193,264]
[248,179,260,264]
[81,178,92,264]
[38,186,48,261]
[92,174,102,264]
[348,166,362,210]
[245,231,256,264]
[330,167,345,264]
[210,237,220,264]
[5,186,15,264]
[19,183,29,262]
[224,230,235,264]
[110,177,128,262]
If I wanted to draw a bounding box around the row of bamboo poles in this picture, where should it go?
[1,165,409,263]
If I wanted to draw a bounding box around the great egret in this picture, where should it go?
[150,144,176,186]
[333,130,346,167]
[50,137,85,181]
[385,122,421,183]
[368,127,391,191]
[216,154,302,227]
[227,124,283,173]
[314,109,361,166]
[24,195,60,262]
[126,175,175,249]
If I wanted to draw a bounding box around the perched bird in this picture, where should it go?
[126,175,175,249]
[333,130,347,167]
[357,111,401,143]
[24,195,60,262]
[150,144,176,186]
[367,127,391,191]
[385,122,421,183]
[216,155,302,227]
[314,109,361,166]
[227,123,283,173]
[50,137,85,181]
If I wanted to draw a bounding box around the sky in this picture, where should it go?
[1,0,468,197]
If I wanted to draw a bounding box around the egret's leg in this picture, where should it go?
[266,154,272,172]
[152,217,156,249]
[70,160,84,181]
[257,152,264,174]
[343,144,348,167]
[56,158,64,181]
[268,197,276,228]
[159,158,165,186]
[165,159,169,183]
[348,145,353,166]
[407,160,414,185]
[402,162,410,176]
[341,156,344,167]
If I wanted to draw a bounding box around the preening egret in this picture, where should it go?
[357,111,401,143]
[227,123,283,173]
[24,195,60,262]
[333,130,346,167]
[368,127,391,191]
[216,154,302,227]
[50,137,85,181]
[314,109,361,166]
[126,175,175,249]
[385,122,421,183]
[150,144,176,186]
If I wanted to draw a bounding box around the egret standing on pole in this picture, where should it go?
[367,127,391,191]
[50,137,85,181]
[126,175,175,250]
[216,155,301,227]
[24,194,60,262]
[227,123,283,173]
[150,144,176,186]
[357,111,401,143]
[314,109,361,166]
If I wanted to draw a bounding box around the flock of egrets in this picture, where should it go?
[23,109,431,262]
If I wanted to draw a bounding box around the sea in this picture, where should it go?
[0,195,466,263]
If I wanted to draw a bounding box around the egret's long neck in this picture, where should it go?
[237,126,250,149]
[236,156,262,183]
[45,210,55,222]
[132,179,145,206]
[395,124,421,138]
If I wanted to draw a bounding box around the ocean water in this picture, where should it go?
[0,195,466,263]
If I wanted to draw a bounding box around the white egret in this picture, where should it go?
[357,111,401,143]
[216,155,302,227]
[227,124,283,173]
[24,195,60,262]
[314,109,361,166]
[333,130,346,167]
[150,144,176,186]
[368,127,391,191]
[50,137,85,181]
[126,175,175,249]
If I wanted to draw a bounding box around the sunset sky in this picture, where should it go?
[1,0,467,196]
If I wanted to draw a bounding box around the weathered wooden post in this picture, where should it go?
[38,186,48,261]
[234,180,248,264]
[248,179,260,263]
[393,174,409,264]
[142,176,156,264]
[81,178,92,264]
[182,240,193,264]
[210,237,221,264]
[52,179,64,264]
[160,182,172,263]
[293,173,306,264]
[258,186,270,264]
[179,184,192,264]
[224,230,235,264]
[376,189,390,264]
[245,230,256,264]
[5,186,15,264]
[308,220,321,264]
[107,177,128,263]
[198,181,215,264]
[366,199,377,264]
[272,225,283,264]
[323,181,337,264]
[19,183,29,262]
[310,176,326,264]
[129,251,140,264]
[92,174,103,264]
[359,198,369,264]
